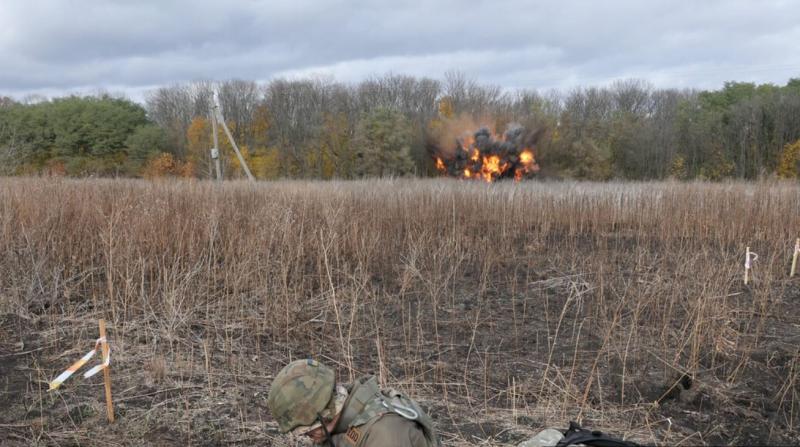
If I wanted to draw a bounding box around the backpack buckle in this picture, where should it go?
[381,399,419,420]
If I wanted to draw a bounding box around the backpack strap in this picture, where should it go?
[336,376,383,430]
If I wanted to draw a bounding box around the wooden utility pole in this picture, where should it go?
[210,110,222,182]
[212,93,254,182]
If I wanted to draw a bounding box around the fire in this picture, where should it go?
[514,149,538,181]
[480,155,508,182]
[484,155,501,173]
[520,149,533,164]
[432,125,541,182]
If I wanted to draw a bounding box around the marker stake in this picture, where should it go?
[99,319,115,423]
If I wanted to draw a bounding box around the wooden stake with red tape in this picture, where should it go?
[49,319,114,422]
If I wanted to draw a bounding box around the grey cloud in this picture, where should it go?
[1,0,798,99]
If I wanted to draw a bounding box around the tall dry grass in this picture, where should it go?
[1,177,799,446]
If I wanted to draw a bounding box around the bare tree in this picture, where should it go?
[145,84,196,157]
[218,80,261,144]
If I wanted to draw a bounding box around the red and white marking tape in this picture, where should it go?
[49,337,111,391]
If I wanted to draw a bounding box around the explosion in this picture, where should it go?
[433,125,542,182]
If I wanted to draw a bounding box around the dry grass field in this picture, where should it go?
[1,177,799,446]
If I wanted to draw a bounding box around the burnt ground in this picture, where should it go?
[2,276,800,446]
[2,170,800,447]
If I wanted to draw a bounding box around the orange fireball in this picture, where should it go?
[432,126,542,182]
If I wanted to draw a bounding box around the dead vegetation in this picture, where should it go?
[1,177,799,446]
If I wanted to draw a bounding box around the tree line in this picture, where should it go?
[1,72,799,180]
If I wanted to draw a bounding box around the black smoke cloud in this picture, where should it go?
[431,124,544,182]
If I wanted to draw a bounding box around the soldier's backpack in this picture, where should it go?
[380,387,440,446]
[337,376,440,447]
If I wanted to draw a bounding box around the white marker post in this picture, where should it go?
[791,238,799,278]
[744,247,750,285]
[744,247,758,285]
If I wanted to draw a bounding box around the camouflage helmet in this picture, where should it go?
[268,359,336,433]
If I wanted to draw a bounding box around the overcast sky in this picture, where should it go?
[2,0,799,102]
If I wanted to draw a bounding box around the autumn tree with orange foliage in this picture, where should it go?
[186,117,214,178]
[241,103,285,179]
[142,153,193,179]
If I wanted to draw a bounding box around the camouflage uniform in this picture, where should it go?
[268,360,439,447]
[329,375,439,447]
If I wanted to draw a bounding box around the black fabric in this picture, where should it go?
[555,421,646,447]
